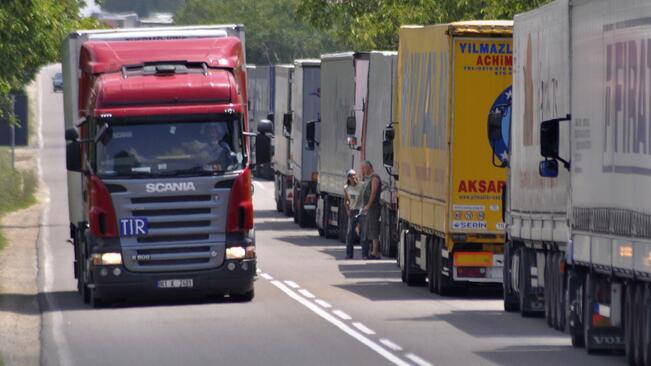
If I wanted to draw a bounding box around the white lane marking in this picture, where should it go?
[253,181,265,190]
[333,310,352,320]
[38,66,74,366]
[284,280,300,289]
[270,281,411,366]
[260,273,273,280]
[379,339,403,352]
[406,353,434,366]
[298,289,315,299]
[256,268,262,274]
[315,299,332,309]
[352,322,376,335]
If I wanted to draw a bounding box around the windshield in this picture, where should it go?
[96,120,244,178]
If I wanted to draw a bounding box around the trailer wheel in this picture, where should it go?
[404,231,425,286]
[437,238,453,295]
[503,242,519,312]
[293,185,300,224]
[281,179,292,217]
[555,253,566,332]
[567,268,585,348]
[551,252,560,329]
[518,247,535,317]
[634,282,645,365]
[642,284,651,366]
[427,236,437,293]
[275,177,282,212]
[324,196,336,239]
[545,252,553,326]
[338,199,347,243]
[626,282,636,364]
[583,272,599,355]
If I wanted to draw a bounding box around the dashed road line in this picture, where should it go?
[315,299,332,308]
[298,289,315,298]
[259,273,273,280]
[379,339,403,352]
[406,353,434,366]
[352,322,376,335]
[269,280,411,366]
[333,310,352,320]
[284,280,300,289]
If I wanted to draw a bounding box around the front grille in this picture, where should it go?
[137,234,209,243]
[139,258,210,266]
[137,246,210,255]
[131,195,211,204]
[148,221,211,229]
[133,208,211,216]
[127,245,219,269]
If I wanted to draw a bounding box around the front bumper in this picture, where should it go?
[91,259,256,299]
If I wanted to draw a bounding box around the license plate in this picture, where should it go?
[157,279,194,289]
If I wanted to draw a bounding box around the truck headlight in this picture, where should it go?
[226,246,256,260]
[91,252,122,266]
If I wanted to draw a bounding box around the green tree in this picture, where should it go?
[0,0,102,123]
[175,0,346,64]
[100,0,185,17]
[297,0,552,50]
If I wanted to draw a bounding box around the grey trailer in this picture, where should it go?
[272,64,295,216]
[247,65,275,180]
[315,52,369,242]
[289,60,321,227]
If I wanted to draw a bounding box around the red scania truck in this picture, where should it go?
[61,26,258,306]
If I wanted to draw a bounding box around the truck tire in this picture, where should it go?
[427,236,437,293]
[293,186,300,224]
[324,196,336,239]
[583,272,600,355]
[545,252,553,326]
[626,282,636,364]
[567,269,585,348]
[437,238,453,296]
[282,180,292,217]
[404,231,425,286]
[518,247,535,317]
[634,283,645,365]
[642,284,651,366]
[380,206,390,257]
[231,289,255,302]
[551,252,560,329]
[503,242,519,312]
[275,177,282,212]
[555,253,566,331]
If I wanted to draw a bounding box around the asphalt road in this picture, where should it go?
[34,65,624,366]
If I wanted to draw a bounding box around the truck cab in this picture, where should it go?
[64,35,256,306]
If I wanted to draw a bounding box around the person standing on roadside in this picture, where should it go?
[360,160,382,259]
[343,169,363,259]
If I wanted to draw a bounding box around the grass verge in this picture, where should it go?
[0,148,37,251]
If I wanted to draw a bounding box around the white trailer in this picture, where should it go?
[272,64,294,216]
[507,0,651,360]
[290,60,321,227]
[315,52,369,241]
[60,25,245,239]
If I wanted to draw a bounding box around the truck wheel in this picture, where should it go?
[567,269,585,348]
[626,282,636,364]
[642,284,651,366]
[518,247,534,317]
[583,272,600,355]
[503,242,519,312]
[555,254,566,331]
[324,196,336,239]
[427,236,437,293]
[551,252,560,329]
[293,186,300,224]
[338,199,347,243]
[404,231,425,286]
[544,252,553,326]
[275,178,282,212]
[231,289,255,302]
[437,238,453,296]
[282,180,292,217]
[634,283,645,365]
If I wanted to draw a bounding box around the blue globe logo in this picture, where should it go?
[487,86,512,166]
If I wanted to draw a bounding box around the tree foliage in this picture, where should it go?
[297,0,552,50]
[0,0,103,123]
[175,0,346,64]
[100,0,185,17]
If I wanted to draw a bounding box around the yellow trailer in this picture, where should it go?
[384,21,512,294]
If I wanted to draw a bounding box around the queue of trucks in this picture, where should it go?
[61,0,651,363]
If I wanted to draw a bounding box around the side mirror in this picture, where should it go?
[383,124,395,168]
[66,141,82,172]
[306,120,318,150]
[539,159,559,178]
[283,112,292,137]
[65,128,79,142]
[257,119,273,135]
[346,115,356,136]
[540,119,559,159]
[347,136,359,150]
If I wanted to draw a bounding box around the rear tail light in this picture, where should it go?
[304,194,316,205]
[89,176,118,238]
[226,168,253,232]
[311,172,319,182]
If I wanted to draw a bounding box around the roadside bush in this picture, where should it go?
[0,148,37,213]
